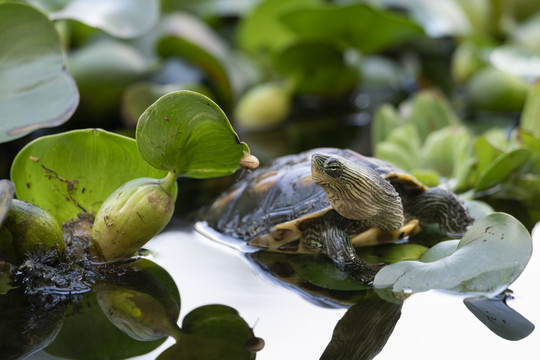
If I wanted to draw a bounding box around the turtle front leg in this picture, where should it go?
[406,187,474,235]
[320,226,379,283]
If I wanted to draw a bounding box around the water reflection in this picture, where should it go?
[464,294,534,341]
[11,223,537,359]
[189,222,539,359]
[321,299,402,360]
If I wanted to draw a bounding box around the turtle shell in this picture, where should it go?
[204,148,424,252]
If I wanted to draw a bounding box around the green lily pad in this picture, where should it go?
[10,129,174,225]
[136,91,250,178]
[158,304,258,360]
[281,3,424,53]
[0,2,78,143]
[0,180,14,225]
[51,0,159,38]
[289,255,370,291]
[474,148,531,192]
[374,244,429,263]
[374,213,532,297]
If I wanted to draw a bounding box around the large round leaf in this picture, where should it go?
[373,213,532,297]
[136,91,250,178]
[51,0,159,38]
[10,129,174,225]
[0,3,78,143]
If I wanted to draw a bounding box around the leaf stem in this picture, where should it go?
[160,170,177,194]
[169,324,184,342]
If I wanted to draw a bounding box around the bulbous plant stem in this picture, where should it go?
[160,171,177,194]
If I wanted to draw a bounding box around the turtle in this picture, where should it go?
[203,148,474,283]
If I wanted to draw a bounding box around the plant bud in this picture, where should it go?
[235,82,292,130]
[91,178,174,261]
[2,199,64,262]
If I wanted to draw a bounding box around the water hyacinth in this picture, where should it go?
[91,177,174,261]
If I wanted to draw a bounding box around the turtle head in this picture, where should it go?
[311,153,404,231]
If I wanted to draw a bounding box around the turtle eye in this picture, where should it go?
[324,158,343,177]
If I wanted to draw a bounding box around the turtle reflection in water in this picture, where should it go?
[204,148,474,283]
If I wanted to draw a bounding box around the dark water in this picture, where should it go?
[34,222,533,360]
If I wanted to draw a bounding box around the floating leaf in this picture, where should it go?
[0,180,14,225]
[374,213,532,297]
[158,304,258,360]
[281,3,424,53]
[51,0,159,38]
[375,244,429,263]
[11,129,174,225]
[289,255,370,291]
[474,148,531,192]
[0,2,78,143]
[136,91,250,178]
